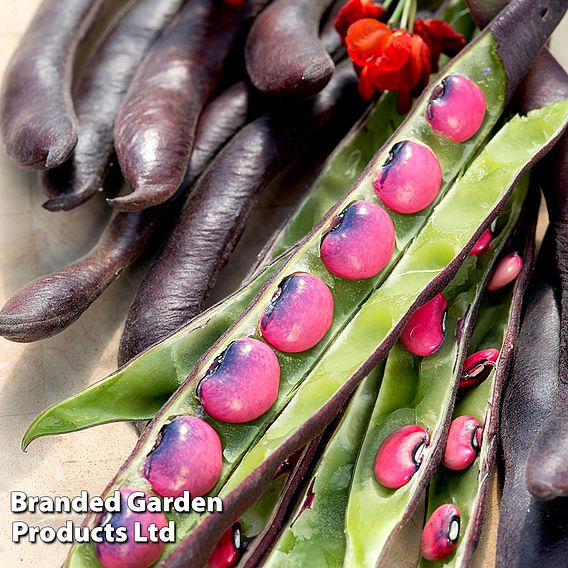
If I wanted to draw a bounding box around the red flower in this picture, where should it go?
[413,18,465,71]
[335,0,386,44]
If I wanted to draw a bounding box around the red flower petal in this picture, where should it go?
[414,18,465,72]
[358,66,378,101]
[346,19,391,67]
[336,0,386,43]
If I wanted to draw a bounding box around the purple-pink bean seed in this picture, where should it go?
[469,228,492,256]
[421,503,461,561]
[320,200,395,280]
[426,74,486,142]
[260,273,334,353]
[198,338,280,423]
[486,252,523,291]
[443,415,483,471]
[459,348,499,389]
[373,140,442,214]
[144,416,222,498]
[94,488,167,568]
[400,294,447,357]
[374,424,430,489]
[208,522,241,568]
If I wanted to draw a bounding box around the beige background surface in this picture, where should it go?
[0,1,566,566]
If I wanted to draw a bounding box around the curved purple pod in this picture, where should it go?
[144,416,222,498]
[320,201,395,280]
[469,228,493,256]
[94,487,167,568]
[260,273,334,353]
[487,252,523,291]
[443,415,483,471]
[459,348,500,389]
[374,424,430,489]
[421,503,461,561]
[400,294,448,357]
[209,523,242,568]
[426,74,486,142]
[373,140,442,214]
[198,338,280,423]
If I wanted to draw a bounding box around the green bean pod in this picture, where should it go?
[161,101,567,568]
[22,84,406,442]
[418,194,536,567]
[343,181,532,568]
[263,365,385,568]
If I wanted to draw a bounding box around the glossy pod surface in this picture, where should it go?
[373,141,443,214]
[320,201,395,280]
[426,74,486,142]
[443,415,482,471]
[487,252,523,291]
[421,503,461,561]
[198,338,280,423]
[95,488,167,568]
[459,347,499,389]
[400,294,448,357]
[260,273,334,352]
[374,425,430,489]
[144,416,222,498]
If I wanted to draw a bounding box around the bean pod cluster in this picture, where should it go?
[90,70,489,567]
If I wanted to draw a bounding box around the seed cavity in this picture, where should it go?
[400,294,448,357]
[198,338,280,423]
[373,140,442,214]
[374,424,430,489]
[94,488,167,568]
[443,415,483,471]
[260,272,334,353]
[426,74,486,142]
[320,200,395,280]
[421,503,461,561]
[459,348,499,389]
[144,416,222,498]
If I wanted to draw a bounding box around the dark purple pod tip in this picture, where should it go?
[443,415,483,471]
[459,348,499,389]
[374,424,430,489]
[260,272,334,353]
[373,140,442,214]
[487,252,523,292]
[400,294,448,357]
[426,74,486,142]
[421,503,461,561]
[198,338,280,423]
[320,200,395,280]
[208,522,242,568]
[94,488,167,568]
[469,228,493,256]
[144,416,222,498]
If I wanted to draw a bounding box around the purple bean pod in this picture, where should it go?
[245,0,336,99]
[0,82,253,343]
[110,0,269,212]
[0,0,104,169]
[117,62,364,365]
[39,0,187,211]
